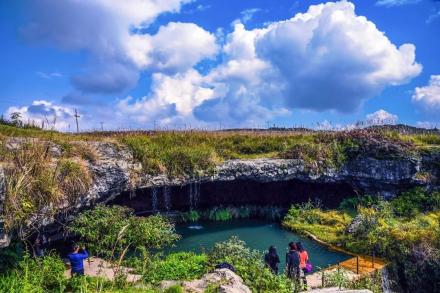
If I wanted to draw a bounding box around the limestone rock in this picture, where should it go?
[182,269,251,293]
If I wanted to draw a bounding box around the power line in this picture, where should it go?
[74,109,80,133]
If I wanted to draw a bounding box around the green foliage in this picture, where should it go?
[0,241,24,274]
[69,205,180,265]
[180,210,201,222]
[391,188,440,217]
[283,189,440,292]
[207,208,233,221]
[121,135,219,177]
[339,195,381,213]
[208,236,297,293]
[283,201,352,244]
[164,285,184,293]
[143,252,208,284]
[0,253,67,293]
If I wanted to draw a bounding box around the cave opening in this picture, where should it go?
[109,179,357,214]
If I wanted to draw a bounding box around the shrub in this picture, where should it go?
[283,202,352,244]
[69,205,180,267]
[143,252,208,284]
[0,253,67,292]
[391,188,440,217]
[207,208,233,221]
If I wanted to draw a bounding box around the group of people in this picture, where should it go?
[264,242,311,286]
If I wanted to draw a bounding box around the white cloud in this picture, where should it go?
[416,121,440,129]
[15,1,424,129]
[366,109,398,125]
[254,1,421,112]
[22,0,217,93]
[376,0,421,7]
[36,71,63,79]
[116,69,215,126]
[239,8,262,23]
[7,100,74,131]
[412,75,440,111]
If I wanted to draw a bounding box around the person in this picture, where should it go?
[285,242,300,281]
[296,242,309,287]
[68,244,88,276]
[264,245,280,274]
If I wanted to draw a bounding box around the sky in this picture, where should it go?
[0,0,439,131]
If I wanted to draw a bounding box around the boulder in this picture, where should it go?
[182,269,251,293]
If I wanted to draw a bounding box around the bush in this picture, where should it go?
[283,202,352,244]
[208,236,296,293]
[0,253,67,292]
[143,252,208,284]
[207,208,233,221]
[69,205,180,267]
[392,188,440,217]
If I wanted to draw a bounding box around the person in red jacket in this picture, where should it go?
[296,242,309,287]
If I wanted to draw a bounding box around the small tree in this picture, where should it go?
[68,205,180,270]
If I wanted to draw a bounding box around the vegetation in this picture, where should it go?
[1,141,91,237]
[179,206,284,222]
[140,252,208,284]
[69,205,180,270]
[283,188,440,292]
[207,236,297,293]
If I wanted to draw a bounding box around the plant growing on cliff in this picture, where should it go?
[69,205,180,270]
[1,141,92,238]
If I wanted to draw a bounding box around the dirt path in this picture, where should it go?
[64,257,142,283]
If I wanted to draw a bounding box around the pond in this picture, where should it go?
[171,219,350,272]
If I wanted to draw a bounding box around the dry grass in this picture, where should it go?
[1,140,92,237]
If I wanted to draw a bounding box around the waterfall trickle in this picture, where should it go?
[163,186,171,211]
[151,188,158,211]
[189,181,201,210]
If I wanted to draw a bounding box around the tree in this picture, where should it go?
[68,205,180,269]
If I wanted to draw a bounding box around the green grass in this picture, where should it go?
[1,124,439,178]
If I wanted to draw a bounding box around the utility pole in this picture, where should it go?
[100,122,104,131]
[74,109,80,133]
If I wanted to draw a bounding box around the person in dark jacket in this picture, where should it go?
[68,244,88,276]
[286,242,300,280]
[264,245,280,274]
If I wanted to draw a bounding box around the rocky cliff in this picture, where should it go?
[0,138,439,247]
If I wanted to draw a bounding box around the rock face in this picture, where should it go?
[180,269,251,293]
[0,139,439,247]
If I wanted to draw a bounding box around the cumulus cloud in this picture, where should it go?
[15,1,424,129]
[412,75,440,111]
[21,0,218,93]
[115,1,421,127]
[366,109,398,125]
[254,1,421,112]
[115,69,215,126]
[7,100,74,131]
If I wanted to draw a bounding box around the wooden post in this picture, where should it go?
[372,250,375,269]
[321,270,325,287]
[356,256,359,274]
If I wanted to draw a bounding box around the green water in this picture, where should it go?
[172,219,350,272]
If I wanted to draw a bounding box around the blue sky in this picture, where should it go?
[0,0,439,131]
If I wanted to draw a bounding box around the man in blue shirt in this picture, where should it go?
[68,244,88,276]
